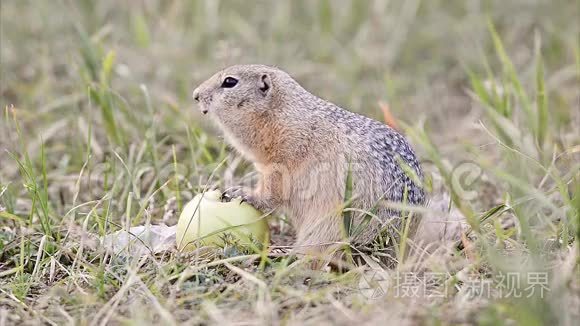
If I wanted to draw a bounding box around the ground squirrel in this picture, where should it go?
[193,64,426,257]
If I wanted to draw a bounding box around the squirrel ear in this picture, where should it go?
[258,74,271,96]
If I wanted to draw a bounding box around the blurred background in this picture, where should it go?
[2,0,577,132]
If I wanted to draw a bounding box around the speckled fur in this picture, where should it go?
[193,64,426,255]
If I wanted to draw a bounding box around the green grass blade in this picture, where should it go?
[535,51,548,148]
[342,159,354,238]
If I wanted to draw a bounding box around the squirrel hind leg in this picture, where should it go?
[292,217,347,269]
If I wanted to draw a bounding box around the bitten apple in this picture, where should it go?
[176,190,269,251]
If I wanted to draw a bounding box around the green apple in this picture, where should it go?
[176,190,269,251]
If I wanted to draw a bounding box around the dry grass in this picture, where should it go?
[1,1,579,325]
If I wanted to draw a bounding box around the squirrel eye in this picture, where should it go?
[221,77,238,88]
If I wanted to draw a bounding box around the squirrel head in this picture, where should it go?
[193,65,284,126]
[193,65,313,163]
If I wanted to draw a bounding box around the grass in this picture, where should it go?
[1,0,579,325]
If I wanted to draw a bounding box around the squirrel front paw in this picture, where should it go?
[221,186,257,206]
[221,187,276,213]
[221,186,243,202]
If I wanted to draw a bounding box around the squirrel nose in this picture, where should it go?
[192,88,200,102]
[193,88,209,114]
